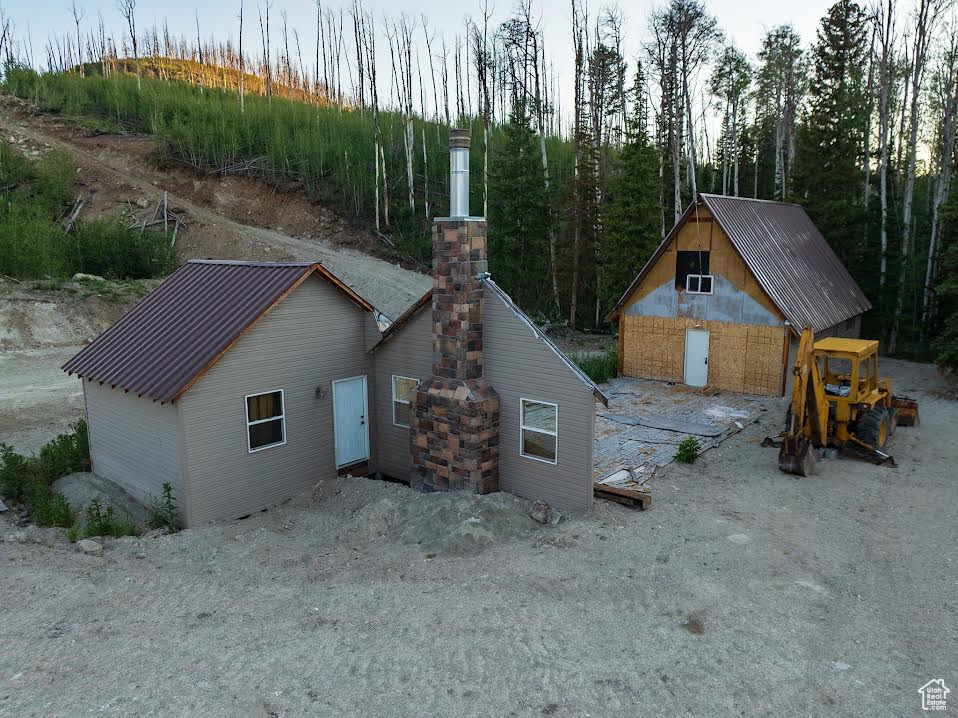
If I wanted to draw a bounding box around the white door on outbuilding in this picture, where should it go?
[332,375,369,467]
[684,329,710,387]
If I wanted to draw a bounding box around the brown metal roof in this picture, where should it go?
[609,194,872,332]
[63,260,374,403]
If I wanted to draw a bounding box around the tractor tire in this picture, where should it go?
[886,407,898,437]
[856,408,889,450]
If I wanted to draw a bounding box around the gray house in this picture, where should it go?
[64,132,606,527]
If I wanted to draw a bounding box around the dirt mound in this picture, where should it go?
[383,490,538,557]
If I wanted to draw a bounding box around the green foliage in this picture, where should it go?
[82,498,140,538]
[0,420,91,528]
[575,349,619,384]
[601,65,662,313]
[146,482,179,532]
[28,488,74,528]
[488,105,553,312]
[674,436,701,464]
[792,1,870,276]
[935,238,958,371]
[0,134,177,280]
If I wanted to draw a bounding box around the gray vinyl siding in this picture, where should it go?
[83,379,186,520]
[483,295,596,511]
[369,308,433,480]
[178,276,370,526]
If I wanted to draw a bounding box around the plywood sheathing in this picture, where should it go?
[620,314,787,397]
[621,205,782,321]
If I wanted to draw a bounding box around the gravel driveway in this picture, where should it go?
[1,359,954,717]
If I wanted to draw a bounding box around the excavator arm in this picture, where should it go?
[779,326,828,475]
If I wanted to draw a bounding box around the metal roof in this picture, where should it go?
[63,260,374,403]
[609,194,872,333]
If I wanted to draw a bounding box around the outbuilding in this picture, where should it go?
[608,194,872,397]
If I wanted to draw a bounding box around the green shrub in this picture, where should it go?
[83,498,139,538]
[0,133,177,280]
[28,486,74,528]
[0,443,31,502]
[146,482,179,532]
[674,436,701,464]
[0,421,91,528]
[575,348,618,384]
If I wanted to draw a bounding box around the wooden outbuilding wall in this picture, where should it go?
[617,206,790,397]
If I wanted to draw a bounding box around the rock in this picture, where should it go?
[71,272,105,283]
[529,499,552,524]
[0,497,7,512]
[76,539,103,557]
[52,473,147,530]
[135,197,150,208]
[142,526,171,539]
[727,533,751,545]
[830,661,851,673]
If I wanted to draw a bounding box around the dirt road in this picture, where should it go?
[1,358,954,717]
[0,98,431,320]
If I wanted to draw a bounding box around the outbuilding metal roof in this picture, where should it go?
[63,260,374,403]
[609,194,872,333]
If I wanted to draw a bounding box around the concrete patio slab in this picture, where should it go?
[593,377,771,480]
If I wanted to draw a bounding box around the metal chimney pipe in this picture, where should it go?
[449,129,470,217]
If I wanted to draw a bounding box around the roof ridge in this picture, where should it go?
[187,259,317,267]
[699,193,801,208]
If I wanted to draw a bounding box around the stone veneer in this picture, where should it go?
[408,218,500,494]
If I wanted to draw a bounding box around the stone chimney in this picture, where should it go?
[408,129,500,494]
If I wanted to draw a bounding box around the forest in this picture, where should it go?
[0,0,956,369]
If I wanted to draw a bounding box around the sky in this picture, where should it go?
[3,0,837,121]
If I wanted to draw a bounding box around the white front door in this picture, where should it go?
[332,375,369,467]
[684,329,710,387]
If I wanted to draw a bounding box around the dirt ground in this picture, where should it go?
[0,97,431,320]
[1,358,955,717]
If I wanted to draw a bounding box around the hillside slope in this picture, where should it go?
[0,95,431,320]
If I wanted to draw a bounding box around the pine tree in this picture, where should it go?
[488,104,552,314]
[601,65,661,314]
[792,0,870,274]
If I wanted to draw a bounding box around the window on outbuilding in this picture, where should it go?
[392,376,419,427]
[675,251,710,291]
[686,274,714,294]
[246,390,285,452]
[520,399,558,464]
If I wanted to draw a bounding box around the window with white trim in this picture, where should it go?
[246,390,286,452]
[392,376,419,427]
[520,399,558,464]
[685,274,714,294]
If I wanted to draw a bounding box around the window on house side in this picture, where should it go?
[392,376,419,427]
[246,390,285,452]
[686,274,714,295]
[520,399,558,464]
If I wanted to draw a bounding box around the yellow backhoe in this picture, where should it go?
[777,327,919,476]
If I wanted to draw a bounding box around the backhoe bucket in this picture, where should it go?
[778,435,817,477]
[892,396,919,427]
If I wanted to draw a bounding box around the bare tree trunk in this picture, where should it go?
[922,29,958,329]
[877,0,895,288]
[238,0,245,114]
[891,0,943,352]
